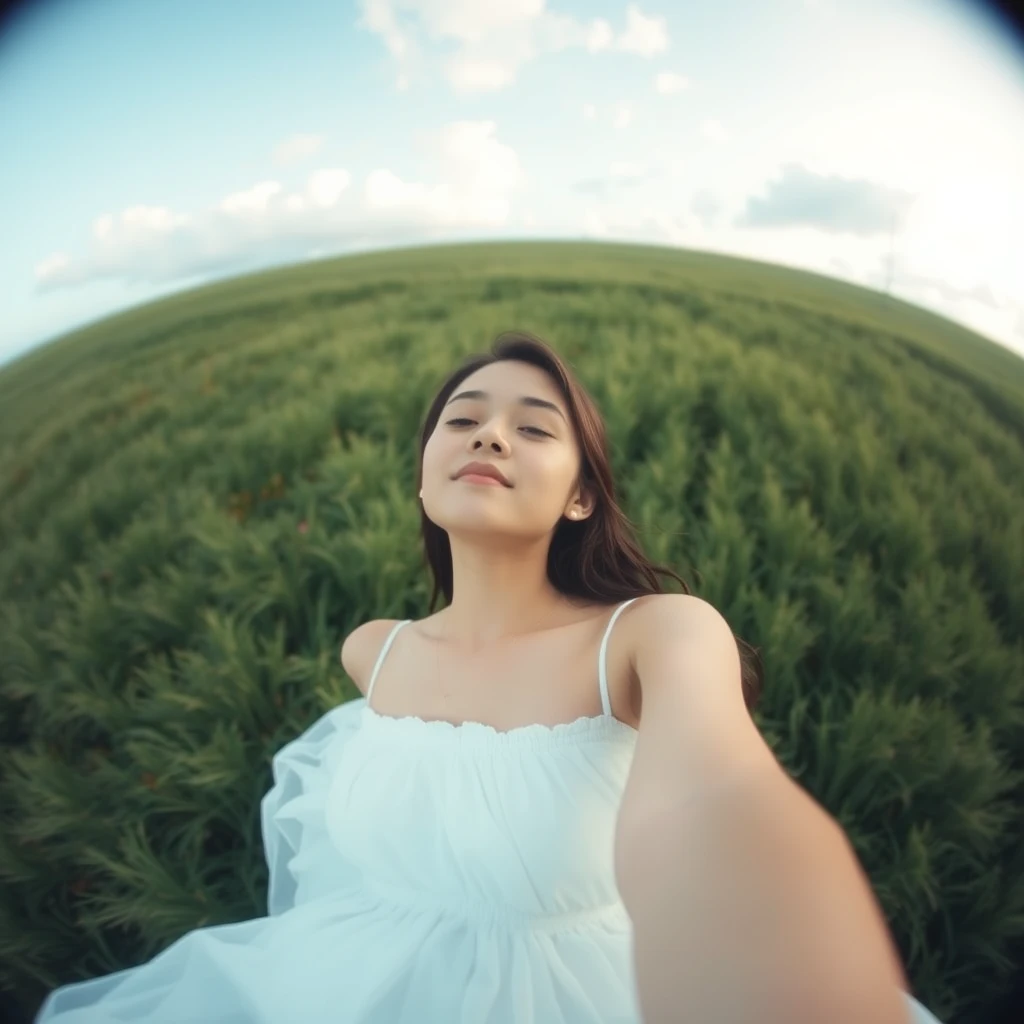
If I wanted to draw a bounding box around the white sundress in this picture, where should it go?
[35,598,946,1023]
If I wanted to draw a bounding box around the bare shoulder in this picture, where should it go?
[617,592,776,794]
[619,593,736,690]
[340,618,405,696]
[620,592,728,648]
[626,592,729,634]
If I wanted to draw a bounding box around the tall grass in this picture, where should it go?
[1,240,1022,1024]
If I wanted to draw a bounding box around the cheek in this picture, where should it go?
[421,436,462,488]
[525,464,577,511]
[538,452,578,489]
[421,435,444,473]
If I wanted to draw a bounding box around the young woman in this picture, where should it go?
[36,331,945,1023]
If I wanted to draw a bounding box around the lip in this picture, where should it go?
[459,474,505,487]
[453,461,511,487]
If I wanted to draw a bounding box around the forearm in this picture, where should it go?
[621,767,911,1024]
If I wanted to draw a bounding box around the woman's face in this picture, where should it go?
[420,360,592,538]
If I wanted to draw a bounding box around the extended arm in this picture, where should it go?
[614,595,911,1024]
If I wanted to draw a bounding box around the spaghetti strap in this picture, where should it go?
[366,620,412,707]
[598,598,640,717]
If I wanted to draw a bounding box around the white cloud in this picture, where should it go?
[436,120,522,193]
[585,19,613,52]
[34,252,69,279]
[361,121,523,226]
[617,4,669,56]
[359,0,414,57]
[220,182,283,216]
[407,0,545,42]
[358,0,426,89]
[701,118,729,143]
[123,205,190,232]
[613,102,632,130]
[307,169,352,208]
[357,1,672,93]
[582,103,597,121]
[272,133,326,167]
[655,71,688,94]
[34,122,520,291]
[446,53,521,92]
[365,170,433,211]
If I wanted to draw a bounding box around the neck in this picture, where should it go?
[440,537,581,649]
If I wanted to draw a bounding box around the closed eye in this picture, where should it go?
[445,417,551,438]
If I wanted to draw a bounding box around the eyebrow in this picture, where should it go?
[445,389,567,423]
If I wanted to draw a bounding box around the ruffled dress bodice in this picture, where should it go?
[328,701,638,931]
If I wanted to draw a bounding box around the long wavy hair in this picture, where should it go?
[415,330,764,712]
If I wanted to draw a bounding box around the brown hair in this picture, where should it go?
[415,330,764,712]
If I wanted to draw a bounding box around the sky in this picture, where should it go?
[1,0,1023,368]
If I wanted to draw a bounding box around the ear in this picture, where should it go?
[571,479,598,520]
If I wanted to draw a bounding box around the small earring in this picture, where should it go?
[570,510,577,518]
[419,489,424,499]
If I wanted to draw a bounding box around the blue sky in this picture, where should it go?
[2,0,1023,367]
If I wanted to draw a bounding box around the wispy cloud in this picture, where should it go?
[358,1,671,93]
[616,4,669,56]
[34,122,522,291]
[358,0,422,89]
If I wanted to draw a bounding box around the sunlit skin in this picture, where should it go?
[418,359,599,651]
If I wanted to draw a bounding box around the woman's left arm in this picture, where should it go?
[615,594,912,1024]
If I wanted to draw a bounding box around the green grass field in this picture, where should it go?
[1,240,1022,1023]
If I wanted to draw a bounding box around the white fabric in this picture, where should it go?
[35,599,946,1023]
